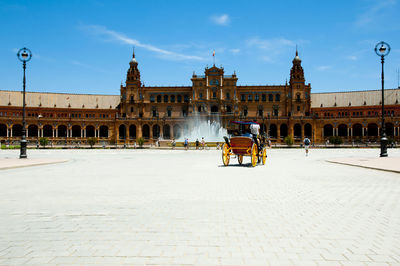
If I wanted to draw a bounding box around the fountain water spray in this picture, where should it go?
[177,113,228,142]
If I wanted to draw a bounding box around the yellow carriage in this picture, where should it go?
[222,121,267,167]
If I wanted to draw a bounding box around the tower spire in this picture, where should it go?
[132,47,135,59]
[296,45,298,56]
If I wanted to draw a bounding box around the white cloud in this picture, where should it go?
[246,37,298,63]
[317,65,331,71]
[347,55,358,61]
[246,37,296,50]
[81,24,205,61]
[210,14,230,26]
[230,48,240,54]
[354,0,396,27]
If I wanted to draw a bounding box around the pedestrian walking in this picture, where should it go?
[171,138,176,149]
[201,137,205,150]
[184,138,189,150]
[195,139,199,150]
[303,137,311,156]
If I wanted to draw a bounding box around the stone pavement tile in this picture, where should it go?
[243,257,270,265]
[364,263,391,266]
[367,254,398,263]
[343,253,372,262]
[339,262,366,266]
[293,261,319,266]
[3,257,32,265]
[321,252,347,261]
[314,261,342,266]
[123,256,148,265]
[24,256,54,264]
[220,257,246,265]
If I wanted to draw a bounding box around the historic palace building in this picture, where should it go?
[1,50,400,145]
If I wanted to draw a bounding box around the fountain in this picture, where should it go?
[177,114,228,142]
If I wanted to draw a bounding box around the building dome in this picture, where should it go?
[293,50,301,62]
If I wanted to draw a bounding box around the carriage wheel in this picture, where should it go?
[222,143,230,166]
[237,155,243,165]
[251,144,258,167]
[262,148,267,165]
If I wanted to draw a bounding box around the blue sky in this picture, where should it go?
[0,0,399,95]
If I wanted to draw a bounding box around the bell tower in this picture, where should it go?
[127,48,141,85]
[120,48,142,118]
[289,48,311,116]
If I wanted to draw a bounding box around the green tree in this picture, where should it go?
[39,137,49,148]
[328,136,343,145]
[87,137,98,148]
[137,137,145,148]
[284,136,294,146]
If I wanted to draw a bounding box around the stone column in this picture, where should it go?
[10,127,12,137]
[7,126,9,137]
[170,125,174,139]
[150,126,153,139]
[277,125,281,140]
[138,124,142,139]
[41,128,44,138]
[55,127,58,138]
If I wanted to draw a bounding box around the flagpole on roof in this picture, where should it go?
[213,50,215,66]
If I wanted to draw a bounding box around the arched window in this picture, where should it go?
[170,95,175,103]
[71,125,81,138]
[99,125,108,138]
[338,124,347,137]
[280,124,288,137]
[0,124,7,137]
[268,94,273,102]
[177,95,182,103]
[269,124,277,138]
[157,95,161,103]
[119,125,126,139]
[58,125,67,137]
[275,94,280,101]
[28,124,38,137]
[142,124,150,139]
[304,123,312,138]
[164,95,168,103]
[12,124,23,137]
[294,123,301,138]
[323,124,333,137]
[352,123,362,137]
[129,125,136,139]
[86,125,95,137]
[152,124,160,139]
[163,124,171,139]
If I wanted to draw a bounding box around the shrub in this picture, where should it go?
[328,136,343,145]
[137,137,145,148]
[284,136,294,146]
[87,137,98,148]
[39,137,49,148]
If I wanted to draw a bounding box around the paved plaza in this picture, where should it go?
[0,148,400,265]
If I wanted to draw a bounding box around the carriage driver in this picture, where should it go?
[250,120,260,152]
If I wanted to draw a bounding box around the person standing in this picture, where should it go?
[303,137,311,156]
[184,138,189,150]
[201,137,205,150]
[250,121,260,152]
[171,138,176,149]
[195,139,199,150]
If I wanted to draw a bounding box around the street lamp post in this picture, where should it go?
[17,47,32,159]
[374,41,391,157]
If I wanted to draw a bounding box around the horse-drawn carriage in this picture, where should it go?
[222,121,267,167]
